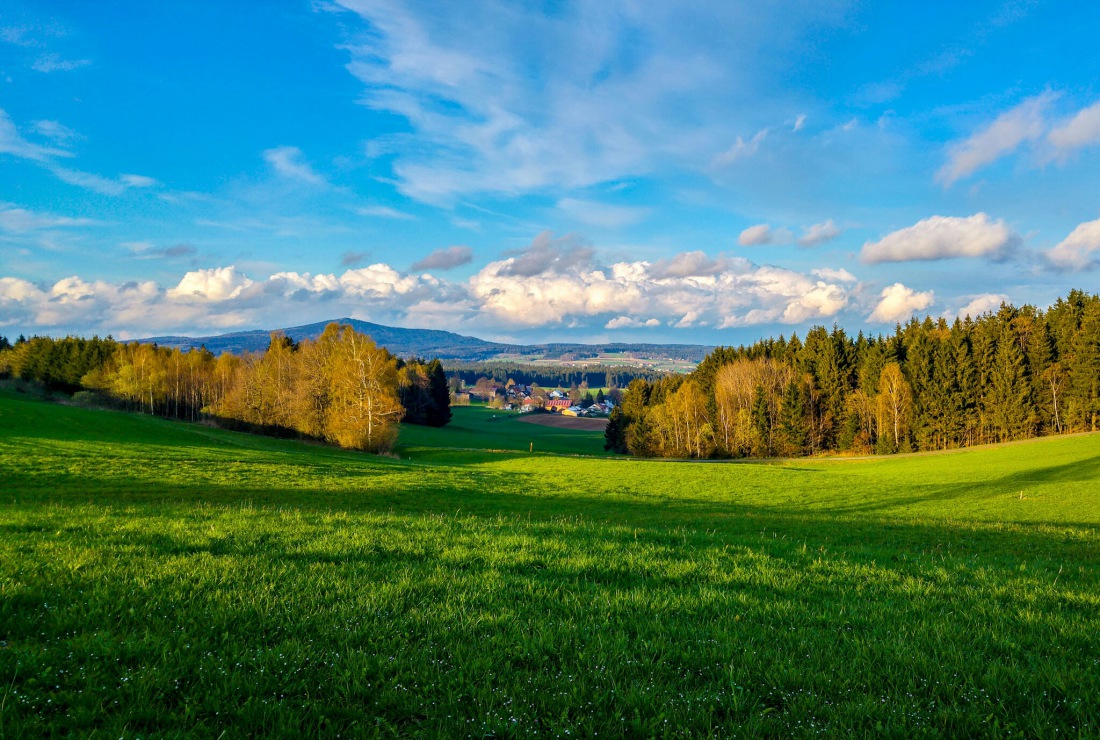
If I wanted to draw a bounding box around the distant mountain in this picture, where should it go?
[143,318,714,363]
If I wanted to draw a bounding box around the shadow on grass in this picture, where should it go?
[823,453,1100,517]
[4,460,1098,569]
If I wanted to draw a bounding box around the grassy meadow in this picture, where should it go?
[1,387,1099,737]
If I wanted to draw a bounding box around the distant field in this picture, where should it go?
[1,388,1099,736]
[517,412,609,431]
[397,405,609,457]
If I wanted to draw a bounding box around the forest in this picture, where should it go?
[605,290,1100,458]
[0,322,450,453]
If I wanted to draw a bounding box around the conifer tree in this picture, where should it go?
[988,324,1033,441]
[778,376,808,456]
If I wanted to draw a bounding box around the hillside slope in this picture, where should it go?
[2,391,1097,736]
[144,318,713,361]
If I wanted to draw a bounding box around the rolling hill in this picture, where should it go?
[144,318,713,362]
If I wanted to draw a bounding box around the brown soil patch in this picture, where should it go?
[517,413,608,431]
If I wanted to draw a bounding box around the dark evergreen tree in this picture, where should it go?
[778,377,807,456]
[1067,303,1100,431]
[426,359,452,427]
[604,407,627,453]
[988,324,1034,441]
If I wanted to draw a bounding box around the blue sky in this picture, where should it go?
[2,0,1099,343]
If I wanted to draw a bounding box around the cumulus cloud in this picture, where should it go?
[798,219,842,246]
[868,283,934,324]
[937,93,1054,186]
[811,267,857,283]
[557,198,649,228]
[605,316,661,329]
[472,251,852,329]
[950,293,1008,319]
[647,251,737,279]
[0,276,163,332]
[498,231,594,277]
[411,246,474,271]
[1049,101,1100,155]
[860,213,1018,263]
[0,250,864,336]
[168,267,254,302]
[1047,218,1100,270]
[263,146,325,185]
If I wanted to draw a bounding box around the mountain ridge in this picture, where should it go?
[143,318,713,363]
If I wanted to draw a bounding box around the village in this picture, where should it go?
[450,376,619,418]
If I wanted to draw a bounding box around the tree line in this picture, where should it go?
[605,290,1100,458]
[445,361,663,392]
[0,323,450,453]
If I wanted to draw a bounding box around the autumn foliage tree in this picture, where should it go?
[2,322,447,454]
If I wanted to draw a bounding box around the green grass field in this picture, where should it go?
[1,388,1099,737]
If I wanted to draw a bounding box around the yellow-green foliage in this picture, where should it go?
[1,389,1098,736]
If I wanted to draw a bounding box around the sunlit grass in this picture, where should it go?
[1,388,1098,736]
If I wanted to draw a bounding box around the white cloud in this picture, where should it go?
[498,231,594,278]
[811,267,857,283]
[328,2,851,202]
[120,174,159,188]
[31,54,91,73]
[713,129,768,167]
[937,93,1054,185]
[557,198,649,228]
[0,205,98,233]
[1048,101,1100,155]
[798,219,841,246]
[950,293,1008,319]
[339,264,438,299]
[49,167,131,195]
[168,267,254,302]
[0,111,156,196]
[605,316,661,329]
[263,146,325,185]
[868,283,934,324]
[31,120,80,146]
[472,252,852,329]
[0,108,70,162]
[793,114,806,132]
[860,213,1018,263]
[647,251,734,279]
[0,250,860,337]
[0,276,163,332]
[357,205,415,220]
[1047,218,1100,271]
